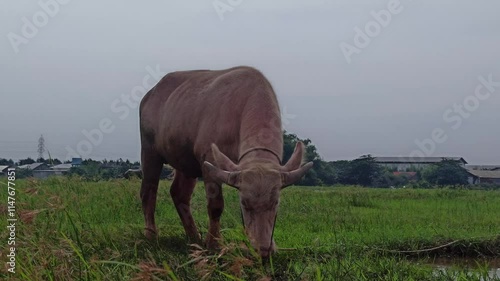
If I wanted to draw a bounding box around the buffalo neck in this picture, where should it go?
[238,93,283,165]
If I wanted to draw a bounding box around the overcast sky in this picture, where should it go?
[1,0,499,164]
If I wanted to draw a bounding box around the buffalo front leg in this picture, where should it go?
[170,170,201,242]
[140,147,163,239]
[204,181,224,249]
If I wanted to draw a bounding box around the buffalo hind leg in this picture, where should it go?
[204,181,224,249]
[170,170,201,242]
[140,147,163,239]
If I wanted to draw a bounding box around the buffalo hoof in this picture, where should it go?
[144,228,157,240]
[187,232,202,244]
[205,236,220,251]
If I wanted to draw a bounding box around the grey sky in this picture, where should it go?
[1,0,499,164]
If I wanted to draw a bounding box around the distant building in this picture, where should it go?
[31,163,76,179]
[375,157,467,171]
[0,165,10,176]
[467,170,500,185]
[466,165,500,171]
[32,170,55,179]
[51,164,73,174]
[72,158,83,166]
[18,163,49,171]
[17,163,50,179]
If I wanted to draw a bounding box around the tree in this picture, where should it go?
[422,159,469,186]
[312,160,336,185]
[374,168,412,188]
[18,157,35,166]
[283,131,321,164]
[348,155,383,186]
[0,158,15,166]
[282,132,386,186]
[67,158,142,181]
[16,168,33,179]
[36,157,62,165]
[331,160,354,185]
[283,131,324,185]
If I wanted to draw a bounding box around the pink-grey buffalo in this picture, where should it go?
[139,66,312,258]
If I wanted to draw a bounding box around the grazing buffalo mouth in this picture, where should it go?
[138,66,312,258]
[240,202,278,258]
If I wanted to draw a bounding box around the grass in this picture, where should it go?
[1,177,499,280]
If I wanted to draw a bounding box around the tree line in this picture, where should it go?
[1,132,474,187]
[283,132,472,187]
[0,157,144,181]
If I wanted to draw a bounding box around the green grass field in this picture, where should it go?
[1,177,500,280]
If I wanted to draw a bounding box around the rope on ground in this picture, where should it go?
[366,239,461,254]
[277,240,461,253]
[277,235,499,254]
[278,240,461,254]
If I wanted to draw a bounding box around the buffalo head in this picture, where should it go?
[203,142,313,258]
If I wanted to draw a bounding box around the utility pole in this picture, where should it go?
[37,134,45,160]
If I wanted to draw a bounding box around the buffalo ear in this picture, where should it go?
[281,162,313,188]
[283,142,306,171]
[203,161,241,188]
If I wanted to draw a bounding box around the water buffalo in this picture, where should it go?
[139,66,312,258]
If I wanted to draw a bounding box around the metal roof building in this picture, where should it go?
[51,164,73,171]
[375,157,467,171]
[467,170,500,185]
[0,165,10,176]
[17,163,48,170]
